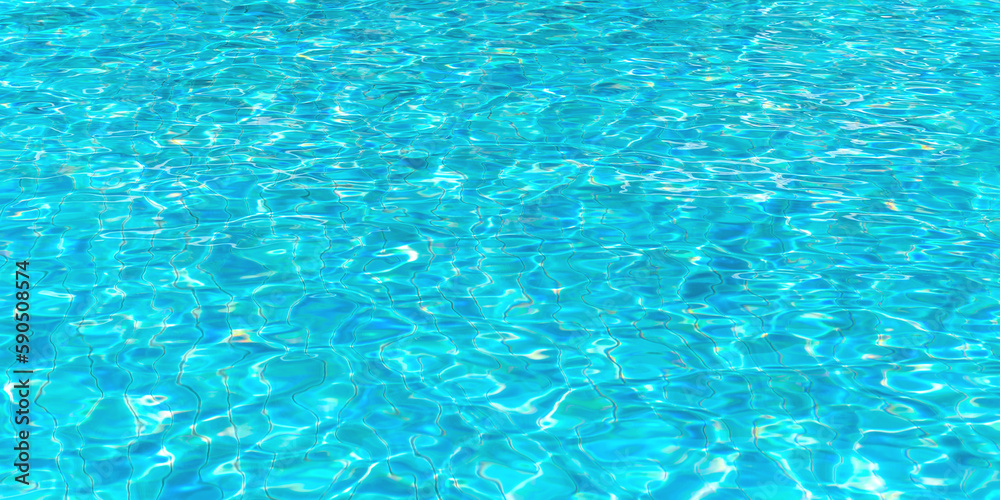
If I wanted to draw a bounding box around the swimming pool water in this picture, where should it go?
[2,0,1000,498]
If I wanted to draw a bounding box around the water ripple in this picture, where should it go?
[2,0,1000,498]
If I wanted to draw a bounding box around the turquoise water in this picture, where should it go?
[2,0,1000,498]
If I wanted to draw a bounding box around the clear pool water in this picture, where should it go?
[2,0,1000,498]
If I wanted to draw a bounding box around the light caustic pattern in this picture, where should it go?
[0,0,999,499]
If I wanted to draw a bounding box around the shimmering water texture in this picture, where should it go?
[2,0,999,499]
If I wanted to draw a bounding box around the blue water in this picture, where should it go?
[2,0,999,498]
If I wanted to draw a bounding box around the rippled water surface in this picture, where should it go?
[2,0,1000,498]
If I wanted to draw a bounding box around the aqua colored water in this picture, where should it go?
[2,0,999,498]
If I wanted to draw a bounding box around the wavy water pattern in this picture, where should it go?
[0,0,999,499]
